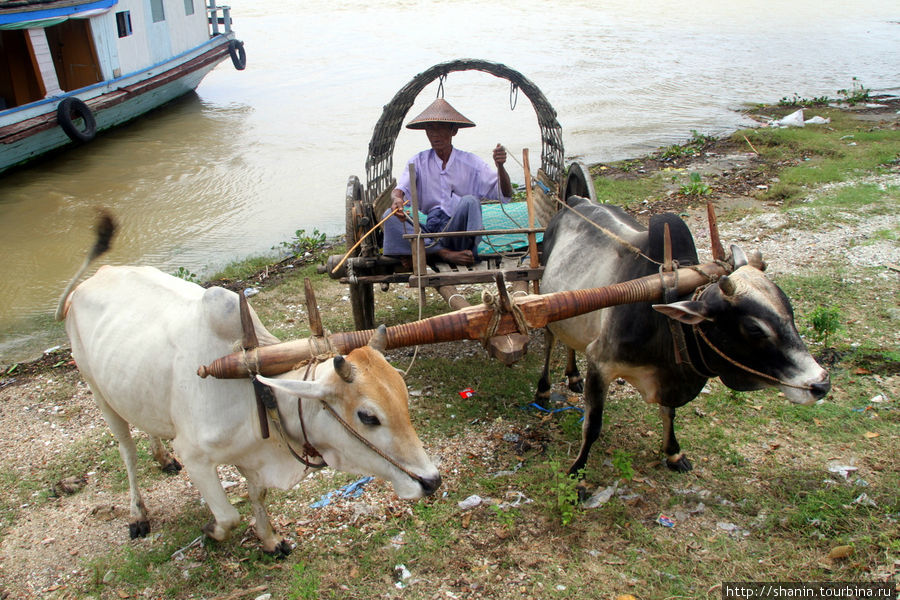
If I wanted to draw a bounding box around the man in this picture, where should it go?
[382,98,512,267]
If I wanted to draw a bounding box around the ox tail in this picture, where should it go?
[55,211,117,321]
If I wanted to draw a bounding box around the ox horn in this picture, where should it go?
[748,249,767,271]
[718,275,737,297]
[368,324,387,352]
[334,355,354,383]
[731,245,748,269]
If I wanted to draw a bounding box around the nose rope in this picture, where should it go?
[692,325,815,391]
[689,285,816,391]
[259,356,429,487]
[318,400,431,488]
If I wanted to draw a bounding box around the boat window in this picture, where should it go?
[184,0,195,16]
[151,0,166,22]
[116,11,133,38]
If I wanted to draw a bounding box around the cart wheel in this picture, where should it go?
[345,176,375,330]
[564,161,598,205]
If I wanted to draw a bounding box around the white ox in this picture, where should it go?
[57,222,440,554]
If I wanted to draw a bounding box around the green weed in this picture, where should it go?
[547,460,582,526]
[836,77,871,105]
[806,305,842,348]
[277,228,328,258]
[172,266,199,282]
[680,172,711,196]
[611,449,635,481]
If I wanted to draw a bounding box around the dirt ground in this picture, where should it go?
[0,99,897,599]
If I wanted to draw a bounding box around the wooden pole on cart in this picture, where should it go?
[522,148,540,295]
[408,164,428,309]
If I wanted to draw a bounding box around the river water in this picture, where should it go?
[1,0,897,363]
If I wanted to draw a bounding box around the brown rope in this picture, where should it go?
[553,195,659,265]
[318,400,430,488]
[693,325,814,391]
[687,284,814,391]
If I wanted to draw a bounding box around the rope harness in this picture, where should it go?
[241,334,431,483]
[675,283,817,391]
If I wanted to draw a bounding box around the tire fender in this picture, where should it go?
[56,97,96,143]
[228,39,246,71]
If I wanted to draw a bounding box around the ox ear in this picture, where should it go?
[255,374,329,400]
[368,324,388,352]
[652,301,711,325]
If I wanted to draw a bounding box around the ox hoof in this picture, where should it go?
[567,378,584,394]
[202,520,229,542]
[534,389,552,403]
[263,539,293,559]
[162,459,182,474]
[129,519,150,539]
[575,481,592,503]
[665,455,693,473]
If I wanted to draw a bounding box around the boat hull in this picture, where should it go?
[0,35,234,174]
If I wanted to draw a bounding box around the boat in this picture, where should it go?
[0,0,245,174]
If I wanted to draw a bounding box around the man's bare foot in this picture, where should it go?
[436,248,475,266]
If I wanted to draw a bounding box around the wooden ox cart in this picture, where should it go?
[318,59,598,354]
[199,60,741,377]
[199,204,736,379]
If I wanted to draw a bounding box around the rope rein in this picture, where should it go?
[552,194,658,265]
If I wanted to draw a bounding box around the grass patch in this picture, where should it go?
[592,172,666,206]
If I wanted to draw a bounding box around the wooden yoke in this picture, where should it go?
[198,261,728,379]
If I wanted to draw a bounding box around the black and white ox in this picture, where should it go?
[538,198,830,475]
[56,218,440,554]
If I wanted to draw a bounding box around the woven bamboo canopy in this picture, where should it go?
[364,58,565,206]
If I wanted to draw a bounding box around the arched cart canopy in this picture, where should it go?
[364,58,565,204]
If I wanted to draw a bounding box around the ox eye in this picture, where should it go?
[742,320,768,339]
[357,410,381,427]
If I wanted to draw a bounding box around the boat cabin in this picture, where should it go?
[0,0,225,110]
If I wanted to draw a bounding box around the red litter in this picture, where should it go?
[458,387,475,399]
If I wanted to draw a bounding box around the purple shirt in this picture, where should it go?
[395,147,510,217]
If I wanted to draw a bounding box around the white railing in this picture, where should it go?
[207,0,232,36]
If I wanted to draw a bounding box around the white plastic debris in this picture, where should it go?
[774,109,805,127]
[804,115,831,125]
[394,564,411,589]
[827,463,858,478]
[583,482,619,508]
[457,494,483,510]
[852,493,877,507]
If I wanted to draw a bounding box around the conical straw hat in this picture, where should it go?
[406,98,475,130]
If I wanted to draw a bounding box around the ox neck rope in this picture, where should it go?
[251,360,327,470]
[686,284,815,391]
